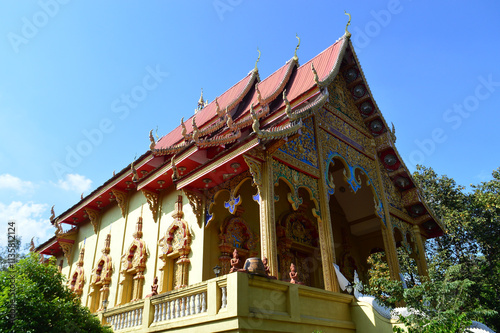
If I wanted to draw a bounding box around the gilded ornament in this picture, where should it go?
[149,129,155,150]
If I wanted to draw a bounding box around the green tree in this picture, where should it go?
[365,166,499,332]
[0,253,112,333]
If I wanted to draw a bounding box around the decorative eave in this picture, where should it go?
[344,40,444,236]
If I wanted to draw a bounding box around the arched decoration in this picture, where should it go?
[276,212,322,287]
[325,152,385,225]
[69,246,85,297]
[89,233,113,313]
[272,159,322,222]
[119,217,147,304]
[158,195,192,292]
[218,216,258,275]
[205,171,252,227]
[391,216,417,255]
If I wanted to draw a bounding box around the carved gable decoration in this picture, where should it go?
[159,196,191,257]
[91,233,113,286]
[121,217,147,274]
[277,116,318,168]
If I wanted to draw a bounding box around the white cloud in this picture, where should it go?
[0,201,54,249]
[0,174,35,195]
[55,173,92,194]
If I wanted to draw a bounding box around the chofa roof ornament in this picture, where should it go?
[344,11,351,38]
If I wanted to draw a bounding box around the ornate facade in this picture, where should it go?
[35,26,443,332]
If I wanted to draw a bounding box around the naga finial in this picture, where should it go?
[344,11,352,38]
[181,117,188,140]
[391,122,397,143]
[81,193,84,200]
[215,98,224,118]
[149,129,155,150]
[226,108,235,130]
[50,205,55,224]
[171,156,178,181]
[283,89,295,121]
[311,62,320,86]
[29,237,35,252]
[255,83,262,105]
[250,104,261,135]
[254,48,261,73]
[293,33,301,62]
[192,117,200,143]
[197,88,205,112]
[155,126,159,140]
[131,161,139,182]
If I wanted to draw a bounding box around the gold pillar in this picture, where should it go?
[315,118,340,292]
[244,153,278,277]
[261,154,278,276]
[412,225,428,277]
[373,151,401,281]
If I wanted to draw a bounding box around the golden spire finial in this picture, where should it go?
[254,48,261,73]
[344,11,351,38]
[293,33,301,62]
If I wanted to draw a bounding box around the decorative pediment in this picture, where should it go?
[91,233,113,286]
[121,217,147,274]
[159,196,191,257]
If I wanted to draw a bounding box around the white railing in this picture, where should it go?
[152,291,207,323]
[107,307,143,330]
[219,285,227,311]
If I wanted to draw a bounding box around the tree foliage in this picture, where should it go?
[0,253,112,333]
[365,166,500,332]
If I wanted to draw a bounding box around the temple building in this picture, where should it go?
[36,23,444,332]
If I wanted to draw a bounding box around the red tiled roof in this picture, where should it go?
[154,36,346,151]
[155,72,256,149]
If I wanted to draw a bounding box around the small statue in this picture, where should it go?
[262,257,277,279]
[229,249,247,273]
[146,276,159,298]
[289,263,303,285]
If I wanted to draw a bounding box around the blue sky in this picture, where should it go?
[1,1,499,248]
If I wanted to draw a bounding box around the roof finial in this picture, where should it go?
[131,161,139,182]
[180,117,188,141]
[344,11,352,38]
[311,62,320,86]
[197,88,205,112]
[293,33,301,62]
[255,83,262,105]
[155,126,159,140]
[192,117,200,143]
[254,48,261,73]
[50,205,55,225]
[215,98,224,118]
[149,129,155,150]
